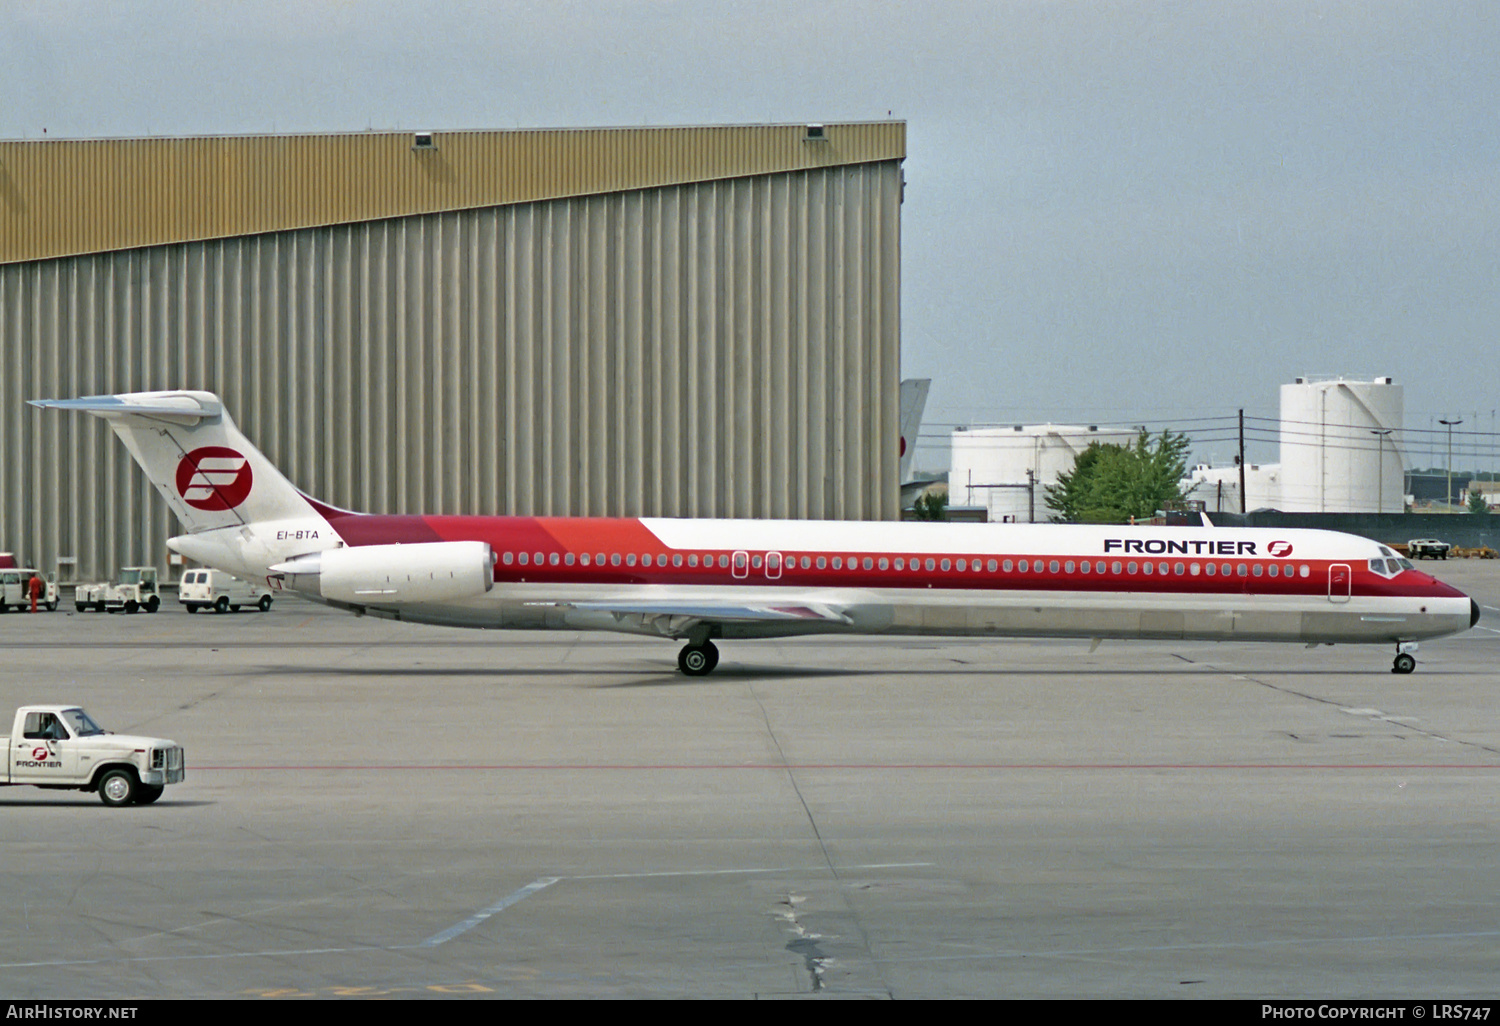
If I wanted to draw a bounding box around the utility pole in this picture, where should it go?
[1371,429,1392,515]
[1238,409,1246,514]
[1439,418,1463,508]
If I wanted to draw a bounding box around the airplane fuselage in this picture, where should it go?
[172,510,1477,648]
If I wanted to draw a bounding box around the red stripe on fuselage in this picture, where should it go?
[316,512,1464,601]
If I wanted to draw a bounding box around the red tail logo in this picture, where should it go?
[176,447,254,511]
[1268,541,1294,557]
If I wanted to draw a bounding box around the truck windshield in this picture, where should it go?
[61,708,105,736]
[122,570,141,584]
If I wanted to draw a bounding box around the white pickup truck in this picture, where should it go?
[2,705,185,806]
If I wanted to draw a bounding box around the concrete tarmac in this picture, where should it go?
[1,563,1498,999]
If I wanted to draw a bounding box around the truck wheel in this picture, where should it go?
[186,604,198,613]
[215,596,229,614]
[146,595,160,613]
[46,600,57,612]
[135,785,164,805]
[97,769,138,807]
[96,601,106,612]
[124,600,138,614]
[258,595,273,612]
[75,603,86,612]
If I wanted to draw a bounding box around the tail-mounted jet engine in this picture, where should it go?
[272,541,494,605]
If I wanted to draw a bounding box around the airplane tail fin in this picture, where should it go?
[898,377,931,485]
[29,391,317,534]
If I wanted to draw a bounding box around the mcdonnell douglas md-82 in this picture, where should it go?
[33,391,1478,675]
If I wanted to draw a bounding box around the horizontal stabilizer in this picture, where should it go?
[29,392,222,420]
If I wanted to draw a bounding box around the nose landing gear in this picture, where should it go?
[1392,642,1418,675]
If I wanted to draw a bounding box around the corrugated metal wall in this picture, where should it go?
[0,123,906,264]
[1,163,901,581]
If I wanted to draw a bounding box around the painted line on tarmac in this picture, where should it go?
[185,762,1500,771]
[563,862,932,881]
[419,862,934,947]
[0,862,937,969]
[0,944,404,971]
[419,877,560,947]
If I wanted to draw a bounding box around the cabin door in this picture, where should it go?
[1327,563,1351,603]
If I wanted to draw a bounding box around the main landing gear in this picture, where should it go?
[678,640,720,676]
[1392,642,1418,675]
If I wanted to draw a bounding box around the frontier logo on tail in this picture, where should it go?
[176,447,253,510]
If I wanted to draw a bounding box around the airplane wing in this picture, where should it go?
[525,598,855,637]
[563,600,853,623]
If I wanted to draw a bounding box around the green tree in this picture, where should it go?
[1468,487,1490,516]
[1044,429,1191,524]
[912,489,949,521]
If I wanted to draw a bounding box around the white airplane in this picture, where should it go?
[33,390,1478,676]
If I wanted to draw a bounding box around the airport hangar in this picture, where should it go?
[0,122,906,584]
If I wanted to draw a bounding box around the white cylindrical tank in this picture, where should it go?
[951,424,1138,522]
[1279,377,1403,513]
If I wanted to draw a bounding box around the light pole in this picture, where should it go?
[1439,418,1463,508]
[1371,429,1393,515]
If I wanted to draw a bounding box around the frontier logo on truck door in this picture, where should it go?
[176,447,254,511]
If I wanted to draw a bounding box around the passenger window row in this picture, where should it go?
[497,550,1319,579]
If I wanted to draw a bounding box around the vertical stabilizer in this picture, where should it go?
[899,377,931,485]
[29,391,317,534]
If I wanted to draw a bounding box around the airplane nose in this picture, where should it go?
[1474,599,1483,628]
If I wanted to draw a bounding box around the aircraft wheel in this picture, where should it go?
[678,641,719,676]
[1393,653,1417,675]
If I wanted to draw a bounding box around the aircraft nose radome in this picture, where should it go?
[1473,599,1482,628]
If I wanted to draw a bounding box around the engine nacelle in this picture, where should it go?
[302,541,493,606]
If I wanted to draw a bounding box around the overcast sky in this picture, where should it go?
[4,0,1497,469]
